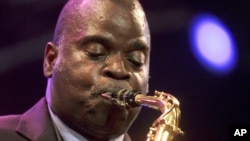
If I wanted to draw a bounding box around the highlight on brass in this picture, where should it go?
[111,89,184,141]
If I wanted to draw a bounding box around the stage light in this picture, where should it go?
[189,13,237,75]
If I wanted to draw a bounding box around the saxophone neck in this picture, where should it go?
[110,89,184,141]
[136,91,184,141]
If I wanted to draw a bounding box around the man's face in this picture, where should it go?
[44,0,150,139]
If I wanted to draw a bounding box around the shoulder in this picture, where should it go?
[0,114,27,140]
[0,114,21,130]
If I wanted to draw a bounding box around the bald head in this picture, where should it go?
[52,0,150,47]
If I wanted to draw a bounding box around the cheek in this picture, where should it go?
[132,70,149,94]
[52,53,103,103]
[63,63,100,89]
[59,50,101,85]
[52,58,102,113]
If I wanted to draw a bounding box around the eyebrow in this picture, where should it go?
[128,39,150,51]
[79,35,113,46]
[79,35,150,52]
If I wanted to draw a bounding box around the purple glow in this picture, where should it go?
[189,14,237,75]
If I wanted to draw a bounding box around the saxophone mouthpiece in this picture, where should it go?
[111,89,141,109]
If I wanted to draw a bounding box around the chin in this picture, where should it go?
[77,122,128,140]
[78,108,138,139]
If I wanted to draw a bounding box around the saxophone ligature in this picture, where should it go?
[111,89,184,141]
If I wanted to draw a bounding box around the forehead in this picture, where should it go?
[60,0,150,47]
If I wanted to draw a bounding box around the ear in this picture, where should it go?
[43,42,58,78]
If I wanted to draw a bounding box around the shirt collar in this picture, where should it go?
[48,105,125,141]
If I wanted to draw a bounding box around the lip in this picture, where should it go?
[100,92,113,100]
[99,91,127,110]
[92,87,130,106]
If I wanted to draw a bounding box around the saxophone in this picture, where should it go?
[111,89,184,141]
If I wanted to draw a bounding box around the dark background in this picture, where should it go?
[1,0,250,141]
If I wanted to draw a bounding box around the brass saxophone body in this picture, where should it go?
[111,89,184,141]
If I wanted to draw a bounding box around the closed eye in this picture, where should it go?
[127,50,145,68]
[83,41,108,60]
[127,57,143,67]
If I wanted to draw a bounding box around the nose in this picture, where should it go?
[102,55,130,80]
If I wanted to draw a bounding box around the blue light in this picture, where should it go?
[189,14,237,75]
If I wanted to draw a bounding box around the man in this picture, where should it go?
[0,0,150,140]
